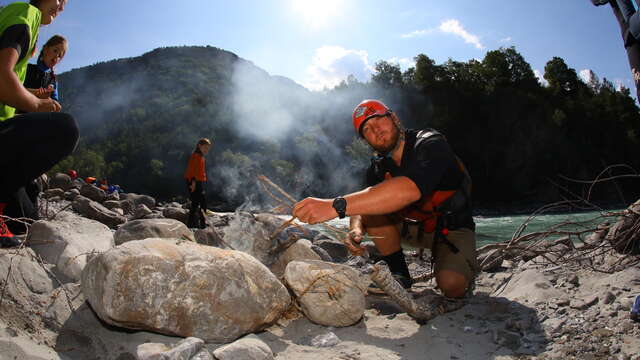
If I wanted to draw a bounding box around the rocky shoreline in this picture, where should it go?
[0,173,638,360]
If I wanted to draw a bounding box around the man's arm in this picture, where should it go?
[0,48,38,111]
[0,48,60,112]
[293,176,421,224]
[344,176,421,215]
[344,215,366,255]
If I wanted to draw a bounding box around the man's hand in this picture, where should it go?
[293,197,337,224]
[189,181,196,193]
[35,98,61,112]
[344,227,365,256]
[30,86,54,99]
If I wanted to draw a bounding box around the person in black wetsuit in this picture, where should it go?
[0,0,77,248]
[592,0,640,99]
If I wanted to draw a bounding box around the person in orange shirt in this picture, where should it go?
[184,138,211,228]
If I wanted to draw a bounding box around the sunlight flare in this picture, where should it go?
[292,0,343,28]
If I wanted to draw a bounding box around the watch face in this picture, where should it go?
[333,197,347,211]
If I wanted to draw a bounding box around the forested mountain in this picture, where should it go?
[53,46,640,212]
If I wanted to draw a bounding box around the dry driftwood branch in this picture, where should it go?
[257,175,297,205]
[268,216,299,255]
[29,251,75,311]
[370,261,464,324]
[0,214,78,311]
[47,202,73,221]
[258,181,292,212]
[0,216,30,307]
[257,175,354,246]
[483,198,634,273]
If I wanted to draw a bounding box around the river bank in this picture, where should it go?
[0,177,639,359]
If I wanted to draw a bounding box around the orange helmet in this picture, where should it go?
[352,99,392,137]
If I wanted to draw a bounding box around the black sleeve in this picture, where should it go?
[23,63,41,89]
[0,24,30,62]
[365,156,395,187]
[365,164,379,187]
[401,136,460,197]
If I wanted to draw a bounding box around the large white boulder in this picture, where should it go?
[81,238,291,342]
[284,260,367,327]
[113,218,194,245]
[72,195,127,229]
[270,239,320,277]
[500,268,566,303]
[28,212,115,281]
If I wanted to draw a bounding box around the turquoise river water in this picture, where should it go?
[321,210,620,248]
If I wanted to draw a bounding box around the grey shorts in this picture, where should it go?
[397,220,480,282]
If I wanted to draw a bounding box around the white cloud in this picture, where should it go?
[614,78,628,91]
[402,19,485,50]
[499,37,512,43]
[401,29,435,38]
[303,46,374,91]
[534,69,548,86]
[579,69,594,83]
[388,56,415,69]
[439,19,485,50]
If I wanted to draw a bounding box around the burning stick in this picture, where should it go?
[269,216,297,243]
[268,216,300,255]
[258,180,293,212]
[257,175,297,205]
[256,175,465,324]
[257,174,382,255]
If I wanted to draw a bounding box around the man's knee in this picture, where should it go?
[436,269,469,298]
[57,113,79,154]
[42,113,79,157]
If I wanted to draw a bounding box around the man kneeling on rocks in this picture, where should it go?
[293,99,479,298]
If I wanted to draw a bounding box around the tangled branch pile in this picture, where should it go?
[478,199,640,273]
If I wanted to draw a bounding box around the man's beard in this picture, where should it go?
[371,126,402,155]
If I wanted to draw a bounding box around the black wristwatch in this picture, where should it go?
[332,197,347,219]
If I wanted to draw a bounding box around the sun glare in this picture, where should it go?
[292,0,343,28]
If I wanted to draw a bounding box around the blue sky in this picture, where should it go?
[2,0,635,92]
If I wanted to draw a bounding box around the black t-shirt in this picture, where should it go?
[366,128,474,229]
[0,24,30,62]
[366,129,464,196]
[24,63,56,95]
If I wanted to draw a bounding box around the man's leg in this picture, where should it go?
[433,228,479,298]
[362,214,401,255]
[0,112,78,247]
[187,185,199,228]
[435,270,469,298]
[197,182,208,228]
[615,0,637,22]
[0,113,78,200]
[362,214,412,287]
[4,186,38,234]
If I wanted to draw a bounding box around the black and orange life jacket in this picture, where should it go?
[373,130,473,233]
[398,155,472,233]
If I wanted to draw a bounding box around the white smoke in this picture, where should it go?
[230,60,302,141]
[303,46,374,91]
